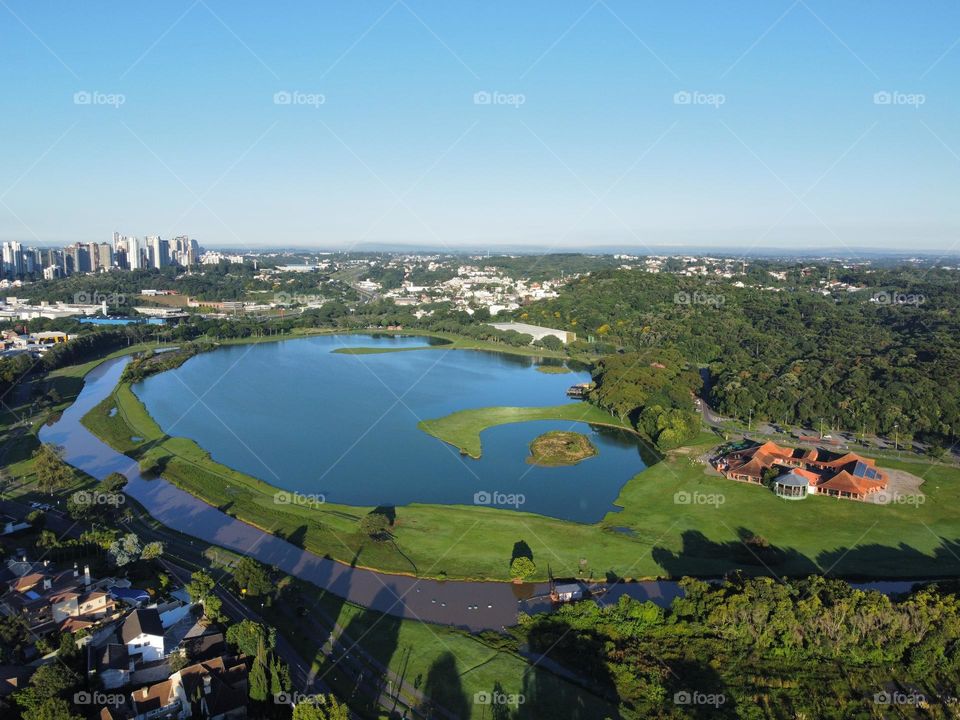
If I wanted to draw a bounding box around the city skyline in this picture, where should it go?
[0,232,200,279]
[1,2,958,251]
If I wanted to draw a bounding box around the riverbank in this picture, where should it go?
[68,334,960,583]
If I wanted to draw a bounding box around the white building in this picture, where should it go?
[128,237,143,270]
[489,322,575,344]
[121,608,166,662]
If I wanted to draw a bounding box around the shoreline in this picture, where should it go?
[51,331,960,585]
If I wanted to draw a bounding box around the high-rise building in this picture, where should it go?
[2,241,23,277]
[128,236,142,270]
[147,236,169,269]
[98,243,113,270]
[70,244,91,274]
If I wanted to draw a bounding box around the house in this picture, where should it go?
[181,632,227,663]
[3,562,116,634]
[717,441,888,501]
[95,643,133,690]
[551,583,584,603]
[131,678,177,720]
[3,563,118,635]
[52,588,116,623]
[130,655,249,720]
[122,608,166,662]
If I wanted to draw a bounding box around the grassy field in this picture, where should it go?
[418,403,635,458]
[69,333,960,583]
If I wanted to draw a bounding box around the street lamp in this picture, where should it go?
[894,423,899,452]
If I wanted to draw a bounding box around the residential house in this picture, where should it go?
[130,655,249,720]
[122,608,166,663]
[95,643,133,690]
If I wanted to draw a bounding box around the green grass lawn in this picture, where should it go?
[418,403,635,458]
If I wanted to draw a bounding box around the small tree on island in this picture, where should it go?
[510,556,536,582]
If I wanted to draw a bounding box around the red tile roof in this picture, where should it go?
[817,470,885,497]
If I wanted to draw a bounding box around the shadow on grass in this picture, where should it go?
[417,651,469,720]
[654,528,960,580]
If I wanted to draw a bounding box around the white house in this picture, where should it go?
[122,608,166,662]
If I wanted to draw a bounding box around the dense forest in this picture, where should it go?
[590,350,703,450]
[521,268,960,445]
[518,575,960,719]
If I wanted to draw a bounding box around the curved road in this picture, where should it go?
[40,357,684,632]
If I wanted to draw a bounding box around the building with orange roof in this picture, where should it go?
[716,441,888,501]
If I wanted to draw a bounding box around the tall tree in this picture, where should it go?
[32,444,73,494]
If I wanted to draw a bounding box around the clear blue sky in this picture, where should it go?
[0,1,957,251]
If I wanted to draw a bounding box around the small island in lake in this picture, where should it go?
[535,364,572,374]
[527,430,598,467]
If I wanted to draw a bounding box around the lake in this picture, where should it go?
[131,335,652,522]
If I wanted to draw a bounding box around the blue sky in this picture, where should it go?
[0,1,957,251]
